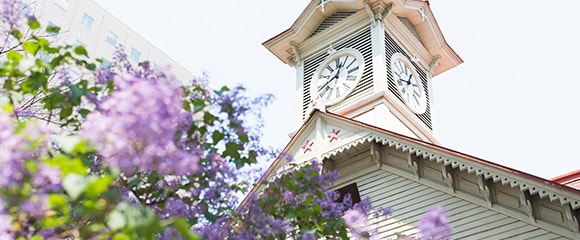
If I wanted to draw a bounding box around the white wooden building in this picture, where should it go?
[254,0,580,238]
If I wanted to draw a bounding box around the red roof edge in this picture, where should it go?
[322,111,580,195]
[551,170,580,190]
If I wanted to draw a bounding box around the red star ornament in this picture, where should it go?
[302,139,314,153]
[328,129,340,142]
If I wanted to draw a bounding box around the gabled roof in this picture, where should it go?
[263,0,462,76]
[248,110,580,210]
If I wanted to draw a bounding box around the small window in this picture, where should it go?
[37,51,51,62]
[81,13,94,29]
[129,48,140,62]
[68,69,80,83]
[19,2,32,17]
[99,58,111,69]
[336,182,361,205]
[55,0,68,10]
[47,21,59,38]
[74,39,86,48]
[105,31,118,46]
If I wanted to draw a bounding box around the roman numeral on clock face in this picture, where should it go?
[313,50,365,105]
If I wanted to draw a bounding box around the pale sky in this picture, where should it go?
[97,0,580,179]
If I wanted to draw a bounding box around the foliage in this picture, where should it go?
[0,2,452,240]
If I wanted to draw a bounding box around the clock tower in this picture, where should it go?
[253,2,580,238]
[264,0,462,143]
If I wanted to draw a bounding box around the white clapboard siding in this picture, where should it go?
[348,169,572,239]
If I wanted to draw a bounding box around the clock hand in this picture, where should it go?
[318,77,333,91]
[398,77,410,85]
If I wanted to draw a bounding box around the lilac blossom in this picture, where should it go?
[0,111,60,238]
[418,206,452,240]
[0,0,21,29]
[81,74,200,176]
[0,199,12,240]
[0,111,55,189]
[343,208,371,239]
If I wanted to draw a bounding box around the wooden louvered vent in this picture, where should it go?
[385,31,432,130]
[397,17,423,44]
[310,11,357,37]
[302,27,373,120]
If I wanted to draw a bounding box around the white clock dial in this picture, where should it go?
[390,53,427,114]
[311,49,364,106]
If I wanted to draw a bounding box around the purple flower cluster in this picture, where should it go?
[0,0,21,29]
[81,74,199,176]
[343,208,371,239]
[0,199,12,240]
[0,111,61,238]
[418,206,452,240]
[0,111,58,189]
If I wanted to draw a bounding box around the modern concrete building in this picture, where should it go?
[23,0,193,83]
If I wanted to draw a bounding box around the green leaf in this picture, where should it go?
[59,157,88,175]
[27,17,41,30]
[79,108,91,118]
[63,173,95,200]
[212,131,225,144]
[171,218,201,240]
[86,63,96,70]
[54,135,82,153]
[85,176,113,198]
[43,91,66,110]
[193,99,206,112]
[74,45,88,57]
[46,194,71,227]
[214,86,230,95]
[112,233,131,240]
[46,25,61,34]
[224,142,241,159]
[48,194,68,209]
[7,50,23,63]
[37,38,51,51]
[203,112,216,125]
[107,202,160,235]
[239,133,249,143]
[69,84,86,105]
[23,41,40,55]
[59,105,73,119]
[183,100,191,111]
[11,29,22,40]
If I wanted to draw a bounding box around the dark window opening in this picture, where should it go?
[336,182,361,205]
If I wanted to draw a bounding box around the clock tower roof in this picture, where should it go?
[263,0,462,76]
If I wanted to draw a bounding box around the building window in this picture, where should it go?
[55,0,68,10]
[129,48,140,62]
[81,13,94,29]
[105,31,118,46]
[99,58,111,69]
[74,39,86,48]
[67,69,80,83]
[18,2,32,17]
[37,51,51,62]
[47,21,59,38]
[336,182,361,205]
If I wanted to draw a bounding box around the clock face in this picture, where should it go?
[312,49,364,106]
[390,53,427,114]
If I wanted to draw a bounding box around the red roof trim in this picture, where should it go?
[241,110,580,208]
[322,111,580,194]
[551,170,580,190]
